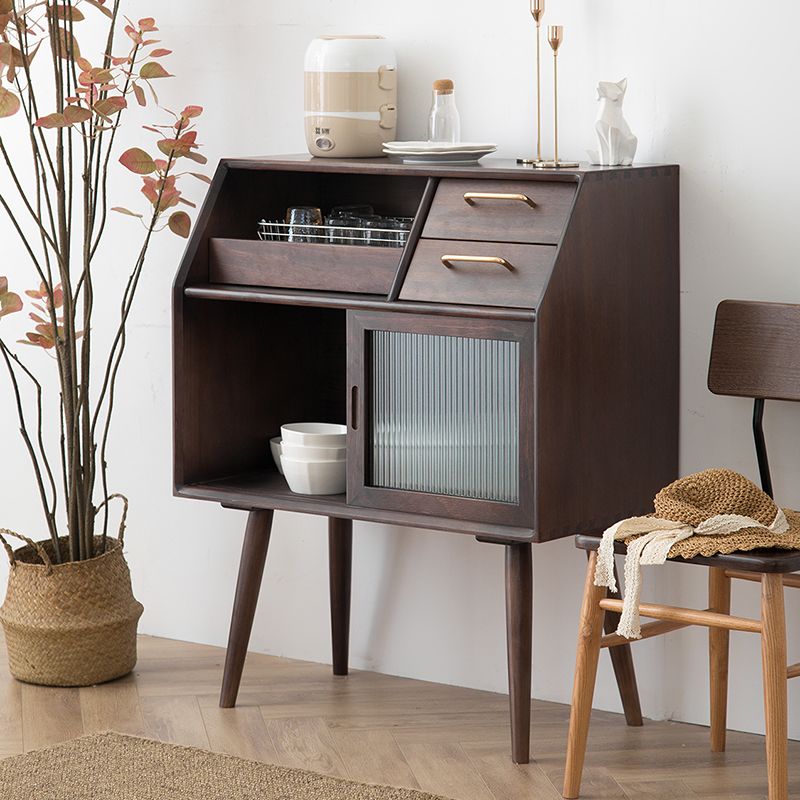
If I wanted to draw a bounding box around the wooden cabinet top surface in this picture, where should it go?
[219,154,678,180]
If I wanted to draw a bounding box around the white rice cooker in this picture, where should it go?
[304,35,397,158]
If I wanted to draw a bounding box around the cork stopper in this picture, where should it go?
[432,79,454,94]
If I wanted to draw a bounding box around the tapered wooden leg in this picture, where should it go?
[564,552,607,799]
[709,566,731,752]
[219,509,273,708]
[505,542,532,764]
[329,517,353,677]
[592,553,643,727]
[761,573,788,800]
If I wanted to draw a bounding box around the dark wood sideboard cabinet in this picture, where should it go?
[172,155,679,763]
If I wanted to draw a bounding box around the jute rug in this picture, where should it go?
[0,731,450,799]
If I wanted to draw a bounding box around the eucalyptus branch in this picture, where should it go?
[0,191,50,284]
[0,4,203,562]
[0,341,61,548]
[13,0,59,184]
[10,60,62,253]
[90,140,181,445]
[0,340,60,558]
[91,52,138,258]
[89,0,123,243]
[0,140,61,254]
[94,144,180,542]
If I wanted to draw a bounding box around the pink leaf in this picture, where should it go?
[125,25,143,45]
[94,96,127,118]
[35,112,68,128]
[139,61,171,79]
[53,26,80,60]
[64,105,91,124]
[0,86,20,118]
[190,172,211,184]
[168,211,191,238]
[111,207,144,218]
[80,67,113,85]
[149,48,172,57]
[138,17,158,32]
[0,277,23,320]
[184,151,208,165]
[119,147,156,174]
[180,105,203,119]
[132,83,146,107]
[0,42,25,68]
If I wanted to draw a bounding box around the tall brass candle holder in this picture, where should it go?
[517,0,546,166]
[536,24,579,168]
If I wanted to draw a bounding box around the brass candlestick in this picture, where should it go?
[517,0,546,166]
[535,24,579,168]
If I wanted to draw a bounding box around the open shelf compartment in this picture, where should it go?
[174,299,346,494]
[187,166,428,296]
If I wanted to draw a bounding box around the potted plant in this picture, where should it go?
[0,1,206,686]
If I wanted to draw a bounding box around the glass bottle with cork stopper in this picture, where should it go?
[427,79,461,143]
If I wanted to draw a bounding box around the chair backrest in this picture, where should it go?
[707,299,800,497]
[708,300,800,402]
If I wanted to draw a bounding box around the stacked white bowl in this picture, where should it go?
[274,423,347,495]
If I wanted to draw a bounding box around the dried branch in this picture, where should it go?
[0,340,60,557]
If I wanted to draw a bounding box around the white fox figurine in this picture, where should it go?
[588,78,637,166]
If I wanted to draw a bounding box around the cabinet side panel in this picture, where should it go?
[535,167,680,541]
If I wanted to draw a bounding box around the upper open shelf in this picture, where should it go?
[179,166,429,299]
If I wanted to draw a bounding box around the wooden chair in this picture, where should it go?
[563,300,800,800]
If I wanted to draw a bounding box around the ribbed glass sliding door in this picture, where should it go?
[369,331,520,502]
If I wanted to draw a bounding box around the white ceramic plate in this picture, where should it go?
[385,149,496,164]
[383,141,497,153]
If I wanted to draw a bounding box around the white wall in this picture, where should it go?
[1,0,799,739]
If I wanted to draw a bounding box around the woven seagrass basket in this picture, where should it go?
[0,523,143,687]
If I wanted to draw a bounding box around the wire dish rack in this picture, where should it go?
[257,218,413,248]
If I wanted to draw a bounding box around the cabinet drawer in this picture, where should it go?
[399,239,555,309]
[422,179,575,245]
[208,238,400,295]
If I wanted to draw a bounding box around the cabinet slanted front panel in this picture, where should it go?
[347,311,535,526]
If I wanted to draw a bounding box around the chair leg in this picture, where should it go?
[220,509,274,708]
[761,573,788,800]
[600,557,643,726]
[563,551,607,800]
[709,566,731,752]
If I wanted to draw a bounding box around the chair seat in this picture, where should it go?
[575,533,800,574]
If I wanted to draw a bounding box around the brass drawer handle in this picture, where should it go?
[441,254,514,272]
[463,191,537,209]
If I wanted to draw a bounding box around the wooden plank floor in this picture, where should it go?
[1,634,798,799]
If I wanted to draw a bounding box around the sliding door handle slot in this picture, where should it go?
[350,385,360,431]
